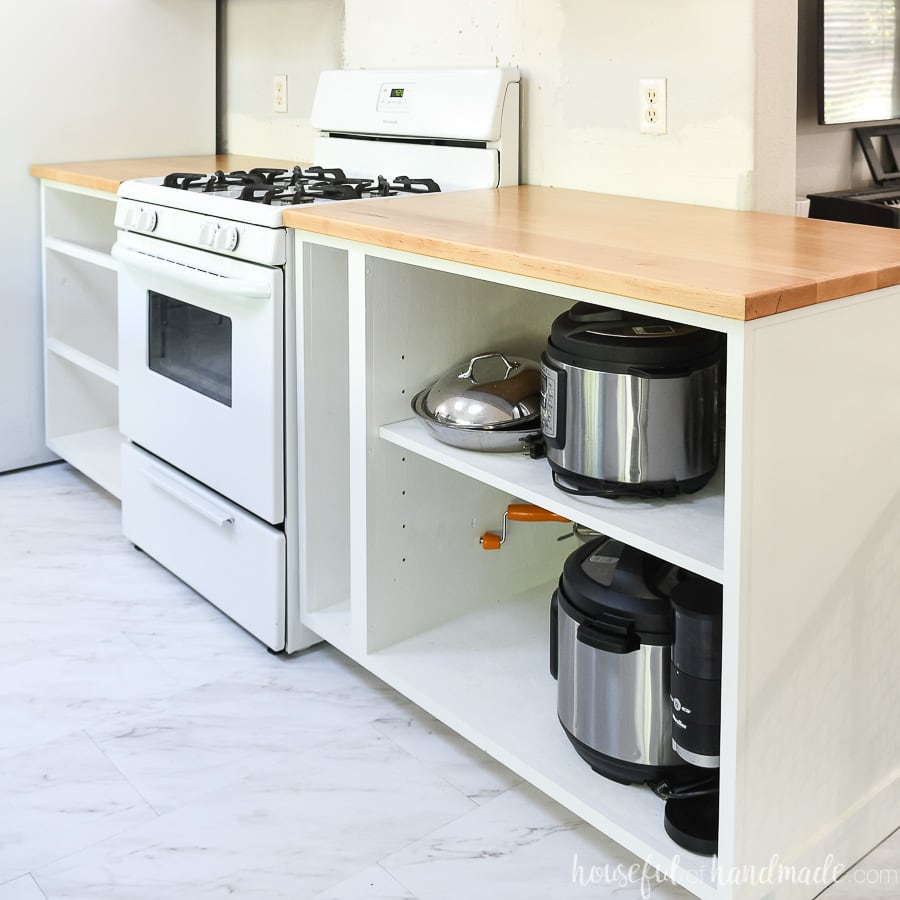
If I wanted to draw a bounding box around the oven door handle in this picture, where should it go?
[112,244,273,299]
[145,468,236,528]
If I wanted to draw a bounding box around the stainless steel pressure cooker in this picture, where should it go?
[541,304,723,497]
[550,535,691,785]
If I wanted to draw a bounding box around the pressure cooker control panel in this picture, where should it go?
[540,360,558,440]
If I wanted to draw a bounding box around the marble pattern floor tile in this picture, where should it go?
[0,876,47,900]
[32,726,476,900]
[379,782,691,900]
[85,647,414,813]
[0,633,187,759]
[310,865,418,900]
[0,731,156,884]
[370,708,522,805]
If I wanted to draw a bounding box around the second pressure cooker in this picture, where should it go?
[541,303,723,497]
[550,535,691,785]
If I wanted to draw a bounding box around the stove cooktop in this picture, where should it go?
[115,163,446,257]
[163,166,441,206]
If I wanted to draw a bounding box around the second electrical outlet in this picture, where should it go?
[640,77,667,135]
[273,74,287,113]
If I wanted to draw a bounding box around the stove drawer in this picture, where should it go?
[122,443,286,650]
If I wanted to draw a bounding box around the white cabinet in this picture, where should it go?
[293,232,900,900]
[39,181,123,497]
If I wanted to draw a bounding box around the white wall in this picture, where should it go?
[344,0,764,210]
[222,0,799,213]
[754,0,799,212]
[2,1,215,473]
[222,0,343,161]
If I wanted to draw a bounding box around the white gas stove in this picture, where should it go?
[112,67,520,652]
[116,67,519,233]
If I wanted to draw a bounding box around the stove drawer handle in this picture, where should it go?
[144,468,236,528]
[111,244,272,299]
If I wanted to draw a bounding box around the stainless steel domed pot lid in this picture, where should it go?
[411,390,543,452]
[420,352,541,429]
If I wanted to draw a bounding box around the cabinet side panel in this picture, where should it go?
[731,289,900,897]
[297,243,351,619]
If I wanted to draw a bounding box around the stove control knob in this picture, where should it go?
[136,208,158,233]
[213,225,239,253]
[122,207,137,231]
[198,221,218,247]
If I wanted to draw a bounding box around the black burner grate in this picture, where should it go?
[160,167,441,204]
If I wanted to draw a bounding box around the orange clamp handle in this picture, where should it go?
[506,503,569,524]
[480,504,570,550]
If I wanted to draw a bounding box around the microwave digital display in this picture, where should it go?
[389,88,404,98]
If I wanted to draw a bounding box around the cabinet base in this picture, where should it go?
[560,721,694,786]
[549,464,716,499]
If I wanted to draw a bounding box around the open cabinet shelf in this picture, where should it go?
[46,426,124,498]
[363,579,718,897]
[379,416,725,582]
[40,180,122,498]
[44,236,117,271]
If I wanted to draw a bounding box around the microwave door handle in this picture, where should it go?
[111,244,272,299]
[144,469,235,528]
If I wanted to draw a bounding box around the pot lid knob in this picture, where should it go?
[457,352,519,384]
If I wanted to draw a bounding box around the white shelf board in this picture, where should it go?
[47,426,123,499]
[358,581,718,899]
[379,418,725,582]
[44,236,117,271]
[46,338,118,386]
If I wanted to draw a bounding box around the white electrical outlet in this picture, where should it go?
[273,74,287,114]
[640,77,667,135]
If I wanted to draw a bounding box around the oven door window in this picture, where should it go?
[148,292,233,407]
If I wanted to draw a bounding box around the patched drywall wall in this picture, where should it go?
[343,0,763,209]
[222,0,343,161]
[223,0,798,212]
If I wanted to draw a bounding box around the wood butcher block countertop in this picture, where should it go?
[284,185,900,320]
[30,155,300,194]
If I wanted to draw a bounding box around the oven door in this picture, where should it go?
[114,231,284,524]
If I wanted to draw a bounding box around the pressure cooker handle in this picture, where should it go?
[550,591,559,680]
[576,621,640,654]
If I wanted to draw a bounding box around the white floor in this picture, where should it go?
[0,464,896,900]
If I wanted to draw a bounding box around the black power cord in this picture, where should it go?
[650,774,719,801]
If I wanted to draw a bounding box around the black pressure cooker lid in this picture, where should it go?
[547,302,722,373]
[557,536,680,638]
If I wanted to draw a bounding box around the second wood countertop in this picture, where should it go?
[284,186,900,320]
[30,155,300,194]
